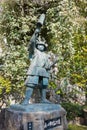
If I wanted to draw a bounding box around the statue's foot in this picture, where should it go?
[41,99,52,104]
[21,99,29,105]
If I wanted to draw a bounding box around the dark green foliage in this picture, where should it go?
[61,102,84,121]
[67,124,87,130]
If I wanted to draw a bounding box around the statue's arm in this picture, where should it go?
[28,31,38,59]
[45,55,58,70]
[28,13,45,59]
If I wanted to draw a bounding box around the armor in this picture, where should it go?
[22,14,56,105]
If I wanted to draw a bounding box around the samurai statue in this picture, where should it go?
[22,14,57,105]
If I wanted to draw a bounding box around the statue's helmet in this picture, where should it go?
[36,41,48,51]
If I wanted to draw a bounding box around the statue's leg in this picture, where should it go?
[21,87,33,105]
[40,89,51,104]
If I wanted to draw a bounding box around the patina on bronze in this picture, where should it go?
[22,14,57,105]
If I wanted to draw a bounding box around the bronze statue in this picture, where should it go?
[22,14,57,105]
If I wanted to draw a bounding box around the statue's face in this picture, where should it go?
[37,45,45,51]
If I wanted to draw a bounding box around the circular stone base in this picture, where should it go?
[5,104,68,130]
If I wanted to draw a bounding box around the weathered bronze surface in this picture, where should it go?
[22,14,57,105]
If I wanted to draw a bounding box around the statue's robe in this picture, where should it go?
[25,48,51,88]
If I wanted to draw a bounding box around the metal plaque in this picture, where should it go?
[27,122,33,130]
[44,117,61,130]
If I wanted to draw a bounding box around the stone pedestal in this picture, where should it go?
[5,104,67,130]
